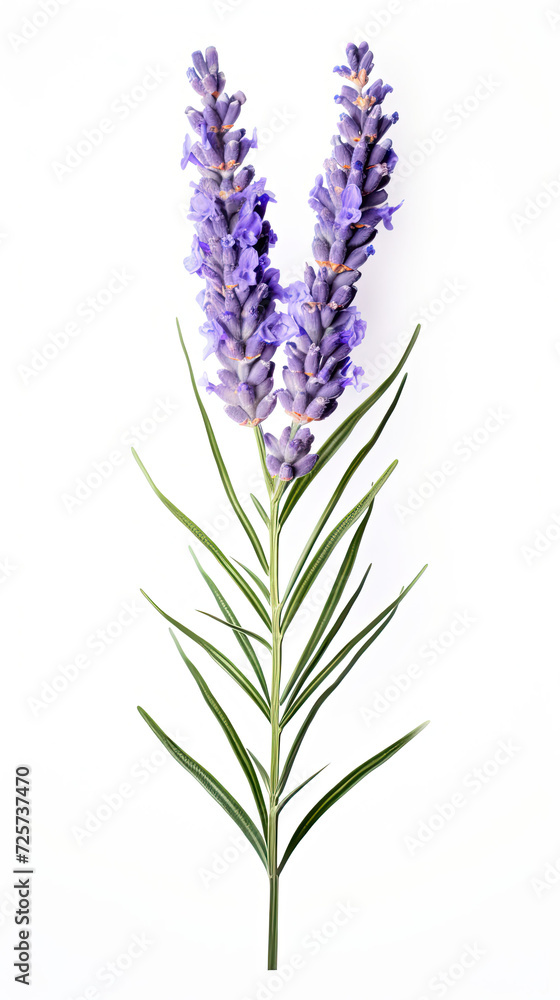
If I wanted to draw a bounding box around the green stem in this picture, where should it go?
[268,873,279,969]
[254,426,273,497]
[267,488,282,969]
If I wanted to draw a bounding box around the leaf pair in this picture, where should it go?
[137,706,268,868]
[280,507,374,705]
[279,325,420,528]
[132,450,271,631]
[140,590,270,718]
[190,545,271,704]
[281,460,398,635]
[278,604,400,796]
[169,630,268,836]
[177,319,269,573]
[282,564,428,724]
[278,721,429,872]
[281,373,408,606]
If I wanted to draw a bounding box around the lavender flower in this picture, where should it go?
[263,426,318,481]
[274,41,399,435]
[181,47,295,427]
[138,40,428,975]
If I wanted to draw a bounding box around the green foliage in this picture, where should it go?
[278,722,430,873]
[137,707,268,867]
[134,322,429,964]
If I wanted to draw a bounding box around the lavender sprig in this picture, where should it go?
[136,40,428,975]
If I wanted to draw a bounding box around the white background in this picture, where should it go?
[1,0,559,997]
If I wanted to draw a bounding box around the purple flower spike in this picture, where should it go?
[180,47,295,430]
[182,42,401,481]
[275,40,400,430]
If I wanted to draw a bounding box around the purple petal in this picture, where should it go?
[278,462,294,482]
[293,453,318,478]
[225,404,250,425]
[266,455,282,477]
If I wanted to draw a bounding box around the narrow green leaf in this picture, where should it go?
[298,601,398,722]
[247,749,270,792]
[141,590,270,718]
[138,706,268,868]
[196,610,272,652]
[232,559,271,604]
[278,721,430,873]
[282,567,427,723]
[278,606,399,792]
[277,765,329,814]
[280,326,420,527]
[132,448,271,630]
[169,630,268,836]
[281,461,398,635]
[189,547,269,704]
[280,506,374,704]
[281,563,371,707]
[250,493,270,527]
[283,376,407,601]
[176,319,269,574]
